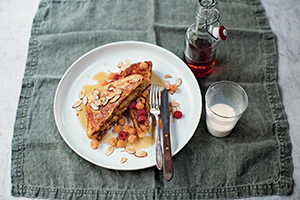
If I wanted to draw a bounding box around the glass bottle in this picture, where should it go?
[184,0,227,78]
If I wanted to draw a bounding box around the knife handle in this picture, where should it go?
[163,131,173,181]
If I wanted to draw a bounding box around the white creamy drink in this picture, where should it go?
[206,103,237,137]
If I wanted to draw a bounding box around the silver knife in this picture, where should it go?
[160,89,173,181]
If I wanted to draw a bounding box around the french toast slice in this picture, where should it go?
[120,61,152,138]
[85,74,150,141]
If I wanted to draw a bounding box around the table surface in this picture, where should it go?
[1,0,299,199]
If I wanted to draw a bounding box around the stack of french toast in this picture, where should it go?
[85,61,152,141]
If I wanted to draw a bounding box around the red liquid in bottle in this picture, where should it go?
[184,38,216,78]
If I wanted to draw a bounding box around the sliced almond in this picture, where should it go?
[171,107,177,114]
[106,70,111,77]
[169,101,180,107]
[118,61,125,68]
[120,157,128,164]
[114,88,122,95]
[100,90,109,97]
[125,59,132,64]
[93,90,100,100]
[107,92,116,99]
[102,98,109,106]
[79,89,86,100]
[125,146,136,154]
[82,96,88,106]
[93,89,100,95]
[134,151,148,158]
[106,146,114,156]
[90,102,99,111]
[169,90,175,95]
[130,77,140,83]
[175,78,182,87]
[108,85,115,92]
[164,81,170,90]
[72,99,82,108]
[94,99,102,106]
[75,107,82,111]
[164,74,172,79]
[110,94,120,103]
[99,97,106,102]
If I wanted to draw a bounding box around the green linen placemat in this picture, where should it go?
[11,0,293,199]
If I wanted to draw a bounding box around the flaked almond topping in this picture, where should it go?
[102,98,109,106]
[134,151,148,158]
[139,62,148,69]
[90,102,99,111]
[175,78,182,86]
[93,90,100,100]
[107,92,116,99]
[171,107,177,115]
[82,96,88,106]
[130,77,140,83]
[72,99,82,108]
[125,59,132,64]
[99,97,106,101]
[164,74,172,79]
[110,94,120,103]
[75,107,82,111]
[114,88,122,95]
[164,81,170,90]
[105,146,114,156]
[93,89,100,95]
[101,90,109,97]
[88,93,95,102]
[125,146,136,154]
[106,70,111,77]
[169,90,175,95]
[120,157,128,164]
[118,61,125,68]
[94,99,102,106]
[108,85,115,92]
[79,89,86,99]
[169,101,180,107]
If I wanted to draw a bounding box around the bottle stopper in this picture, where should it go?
[213,25,227,41]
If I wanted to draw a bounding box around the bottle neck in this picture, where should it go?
[194,0,220,39]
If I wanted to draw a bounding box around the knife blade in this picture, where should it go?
[160,89,173,181]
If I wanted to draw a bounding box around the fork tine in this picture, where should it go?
[155,83,160,108]
[157,83,161,108]
[150,84,154,108]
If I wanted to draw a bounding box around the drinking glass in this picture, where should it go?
[205,81,248,137]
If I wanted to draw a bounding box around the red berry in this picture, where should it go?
[118,131,127,140]
[138,109,146,116]
[173,111,182,119]
[129,101,136,109]
[114,74,120,80]
[138,115,146,123]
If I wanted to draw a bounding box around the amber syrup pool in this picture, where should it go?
[184,38,216,78]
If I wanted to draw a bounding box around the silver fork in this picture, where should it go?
[150,83,163,170]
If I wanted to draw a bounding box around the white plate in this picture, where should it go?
[54,41,202,170]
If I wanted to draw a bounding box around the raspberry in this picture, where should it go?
[138,109,146,116]
[138,115,146,123]
[118,131,127,140]
[114,74,120,80]
[173,111,182,119]
[129,101,136,109]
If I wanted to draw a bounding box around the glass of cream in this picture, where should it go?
[205,81,248,137]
